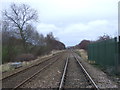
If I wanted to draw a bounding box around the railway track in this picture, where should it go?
[2,52,62,80]
[2,52,64,89]
[59,52,99,90]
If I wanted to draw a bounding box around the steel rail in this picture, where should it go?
[74,55,99,90]
[1,53,60,81]
[12,56,60,90]
[59,57,69,90]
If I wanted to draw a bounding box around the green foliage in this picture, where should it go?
[2,46,9,63]
[2,46,17,63]
[2,44,26,63]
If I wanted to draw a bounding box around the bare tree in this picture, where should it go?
[3,3,38,51]
[25,25,45,46]
[97,34,111,41]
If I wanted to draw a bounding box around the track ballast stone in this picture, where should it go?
[64,54,92,88]
[75,53,118,89]
[21,53,67,88]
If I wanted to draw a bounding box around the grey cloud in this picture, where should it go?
[1,0,118,46]
[37,19,117,46]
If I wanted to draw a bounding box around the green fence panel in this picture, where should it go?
[88,38,117,67]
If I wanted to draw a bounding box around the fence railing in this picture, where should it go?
[88,37,119,73]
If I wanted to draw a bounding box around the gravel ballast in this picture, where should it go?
[64,53,92,88]
[2,50,118,89]
[2,52,64,88]
[74,52,118,89]
[21,53,67,88]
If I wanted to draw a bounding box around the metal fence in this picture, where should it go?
[88,38,119,73]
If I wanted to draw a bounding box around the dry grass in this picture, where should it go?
[76,49,95,64]
[1,50,64,73]
[0,61,36,73]
[76,49,88,60]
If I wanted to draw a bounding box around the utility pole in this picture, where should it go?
[117,1,120,74]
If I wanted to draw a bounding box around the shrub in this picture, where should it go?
[15,54,37,62]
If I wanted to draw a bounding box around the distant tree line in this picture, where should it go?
[75,34,111,50]
[2,3,65,63]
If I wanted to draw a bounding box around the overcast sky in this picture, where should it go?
[1,0,119,46]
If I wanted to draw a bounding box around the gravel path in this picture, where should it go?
[74,52,118,89]
[20,53,67,88]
